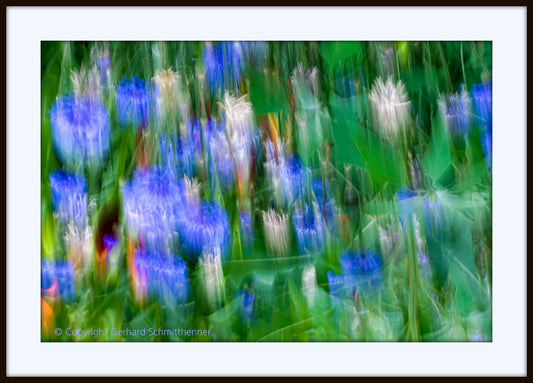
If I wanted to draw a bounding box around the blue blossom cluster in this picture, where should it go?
[327,249,383,307]
[471,82,492,130]
[239,211,254,249]
[116,76,152,128]
[160,134,193,177]
[49,94,110,168]
[209,126,236,191]
[160,119,205,178]
[133,248,189,305]
[175,201,231,258]
[49,170,88,228]
[203,42,243,92]
[121,165,185,249]
[293,203,325,254]
[472,82,492,169]
[327,272,357,303]
[336,249,383,298]
[438,85,472,136]
[265,141,311,208]
[396,186,417,202]
[480,129,492,171]
[282,156,312,202]
[236,290,255,323]
[312,178,340,235]
[422,198,444,237]
[161,118,233,184]
[122,164,231,260]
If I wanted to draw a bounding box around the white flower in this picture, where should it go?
[302,265,317,308]
[291,64,319,96]
[220,92,254,142]
[183,175,201,204]
[369,76,411,135]
[70,66,103,99]
[219,93,255,189]
[262,208,290,257]
[199,248,226,311]
[152,68,189,122]
[438,86,472,135]
[64,223,93,271]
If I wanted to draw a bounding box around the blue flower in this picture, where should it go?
[41,259,75,302]
[175,201,231,259]
[236,290,255,323]
[396,187,416,201]
[312,179,329,205]
[239,211,254,248]
[203,42,243,92]
[471,82,493,171]
[49,94,110,167]
[203,44,224,91]
[49,170,87,228]
[311,178,340,235]
[133,249,189,305]
[97,54,111,74]
[115,76,151,128]
[293,203,325,254]
[422,198,444,236]
[160,118,217,178]
[438,85,472,135]
[160,134,196,178]
[209,127,236,191]
[327,271,356,303]
[471,82,492,130]
[417,251,432,281]
[338,249,383,293]
[340,249,382,275]
[265,146,311,207]
[91,46,111,75]
[480,128,492,170]
[188,118,215,152]
[121,165,185,249]
[284,155,310,196]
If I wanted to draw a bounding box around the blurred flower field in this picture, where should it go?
[41,41,492,341]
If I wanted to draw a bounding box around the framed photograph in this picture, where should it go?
[6,6,526,377]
